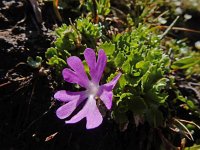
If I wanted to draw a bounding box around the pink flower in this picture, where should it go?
[54,48,121,129]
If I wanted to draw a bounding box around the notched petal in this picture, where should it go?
[67,56,85,74]
[103,73,122,90]
[86,100,103,129]
[65,96,103,129]
[94,49,107,83]
[84,48,96,69]
[99,90,113,110]
[97,73,121,110]
[62,68,79,84]
[56,100,79,119]
[54,90,87,102]
[66,56,90,87]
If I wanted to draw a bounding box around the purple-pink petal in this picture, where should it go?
[54,90,87,102]
[55,91,87,119]
[86,97,103,129]
[94,50,107,83]
[84,48,107,84]
[63,56,89,87]
[84,48,96,74]
[99,89,113,109]
[56,99,80,119]
[62,68,88,88]
[62,68,79,84]
[97,73,121,109]
[84,48,97,83]
[65,96,103,129]
[67,56,88,80]
[102,73,122,91]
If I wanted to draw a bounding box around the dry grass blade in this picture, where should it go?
[174,118,194,141]
[45,132,58,142]
[28,0,42,23]
[178,119,200,130]
[53,0,62,22]
[156,25,200,34]
[159,16,179,39]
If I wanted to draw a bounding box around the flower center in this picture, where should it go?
[87,81,99,96]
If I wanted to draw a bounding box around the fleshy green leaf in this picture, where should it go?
[122,59,131,73]
[27,56,42,68]
[45,47,58,59]
[114,52,126,67]
[118,74,127,88]
[98,41,115,55]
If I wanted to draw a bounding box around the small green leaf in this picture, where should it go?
[118,74,127,88]
[133,72,140,76]
[141,65,163,92]
[117,93,133,105]
[27,56,42,68]
[153,78,168,91]
[135,61,146,68]
[145,88,168,104]
[172,56,200,69]
[122,59,131,73]
[45,47,58,59]
[47,55,66,69]
[55,24,67,37]
[178,96,197,110]
[83,60,89,75]
[187,100,195,109]
[135,61,150,74]
[184,144,200,150]
[98,41,115,55]
[114,52,126,67]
